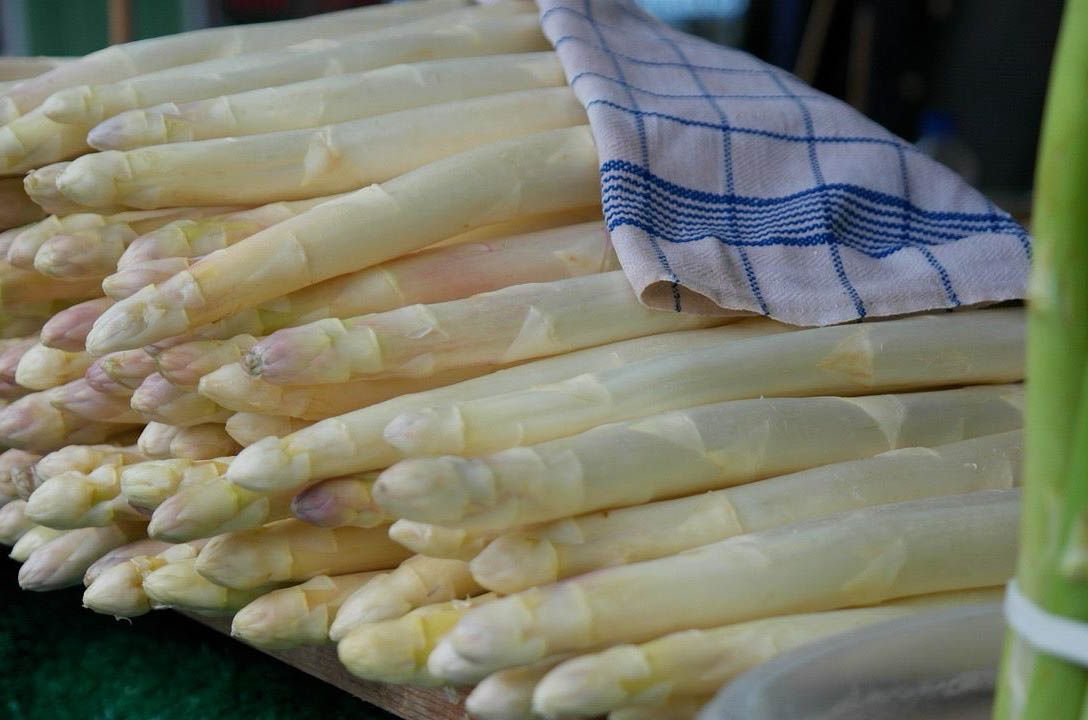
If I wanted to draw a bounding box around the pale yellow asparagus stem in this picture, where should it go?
[65,87,586,210]
[384,309,1026,461]
[26,464,147,528]
[10,525,64,561]
[90,51,565,150]
[534,588,1003,718]
[168,424,240,460]
[227,323,788,493]
[143,557,277,616]
[225,413,313,447]
[291,472,386,528]
[14,344,92,390]
[376,384,1024,531]
[42,6,542,129]
[81,539,205,616]
[200,363,505,421]
[0,336,36,383]
[136,422,180,458]
[18,521,145,590]
[607,697,711,720]
[47,379,144,423]
[430,490,1020,678]
[87,125,601,355]
[0,499,34,544]
[83,538,172,586]
[250,272,718,385]
[95,349,157,392]
[1,0,470,122]
[466,656,573,720]
[155,336,256,387]
[388,520,500,561]
[0,391,132,452]
[196,519,410,590]
[231,571,382,649]
[40,297,113,351]
[329,556,481,640]
[252,219,615,334]
[0,177,45,230]
[338,593,495,685]
[0,263,102,306]
[119,457,230,513]
[0,111,88,175]
[147,471,294,542]
[131,373,232,426]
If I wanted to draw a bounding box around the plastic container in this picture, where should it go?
[700,601,1002,720]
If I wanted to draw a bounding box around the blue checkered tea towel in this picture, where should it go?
[537,0,1031,325]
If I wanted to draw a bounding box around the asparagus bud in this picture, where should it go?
[83,538,172,586]
[0,500,35,544]
[168,424,240,460]
[466,656,572,720]
[131,373,232,426]
[387,520,500,561]
[10,525,65,561]
[143,558,275,616]
[147,472,293,542]
[291,473,385,528]
[136,422,182,459]
[40,297,114,351]
[225,413,312,447]
[18,521,145,591]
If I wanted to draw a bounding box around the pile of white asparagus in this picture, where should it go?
[0,2,1026,719]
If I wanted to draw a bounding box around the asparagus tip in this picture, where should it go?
[382,405,467,456]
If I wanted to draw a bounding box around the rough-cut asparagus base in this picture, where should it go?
[195,520,410,590]
[387,521,501,561]
[136,422,182,458]
[225,414,313,447]
[375,384,1024,531]
[119,457,228,513]
[17,521,145,591]
[249,271,720,384]
[466,656,572,720]
[231,571,382,650]
[13,344,92,390]
[143,557,275,616]
[0,0,471,122]
[65,87,586,209]
[168,424,240,460]
[83,538,172,586]
[86,125,602,355]
[384,308,1026,459]
[147,471,294,542]
[291,473,386,529]
[329,556,481,641]
[337,593,495,685]
[227,322,789,492]
[9,525,65,562]
[0,177,45,230]
[433,489,1021,676]
[26,465,146,529]
[81,540,205,617]
[40,297,114,351]
[533,588,1003,718]
[90,51,565,149]
[0,500,35,544]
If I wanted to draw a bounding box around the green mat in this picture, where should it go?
[0,557,394,720]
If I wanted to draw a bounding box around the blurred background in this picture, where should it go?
[0,0,1063,214]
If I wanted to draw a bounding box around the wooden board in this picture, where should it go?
[184,613,468,720]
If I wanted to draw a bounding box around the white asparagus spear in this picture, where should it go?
[83,538,172,586]
[90,51,565,149]
[119,457,230,513]
[169,424,240,460]
[200,363,508,420]
[18,521,146,590]
[0,111,88,175]
[226,414,313,447]
[0,336,36,384]
[8,212,113,270]
[0,0,472,122]
[143,557,279,616]
[14,344,92,390]
[384,308,1026,460]
[0,448,43,501]
[0,177,45,230]
[195,520,411,590]
[226,323,788,493]
[22,162,83,215]
[154,336,256,387]
[470,431,1022,593]
[87,350,156,397]
[42,6,541,127]
[338,593,495,684]
[136,422,180,458]
[387,520,501,561]
[0,499,34,544]
[430,490,1020,677]
[40,297,113,351]
[534,588,1003,718]
[329,556,482,641]
[81,539,205,617]
[103,258,193,299]
[249,272,720,384]
[375,384,1024,530]
[9,525,65,562]
[131,373,233,426]
[31,443,143,493]
[87,125,602,355]
[0,391,133,452]
[64,87,586,210]
[231,571,382,649]
[47,379,144,423]
[466,656,573,720]
[291,473,386,529]
[26,465,147,528]
[147,470,295,542]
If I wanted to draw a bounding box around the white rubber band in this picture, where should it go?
[1004,580,1088,667]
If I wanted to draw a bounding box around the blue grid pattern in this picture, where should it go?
[539,0,1031,324]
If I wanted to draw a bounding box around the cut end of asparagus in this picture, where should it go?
[383,405,467,457]
[86,283,191,356]
[373,457,490,525]
[227,436,310,492]
[470,533,560,594]
[82,561,152,618]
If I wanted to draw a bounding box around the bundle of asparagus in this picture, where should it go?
[0,3,1029,719]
